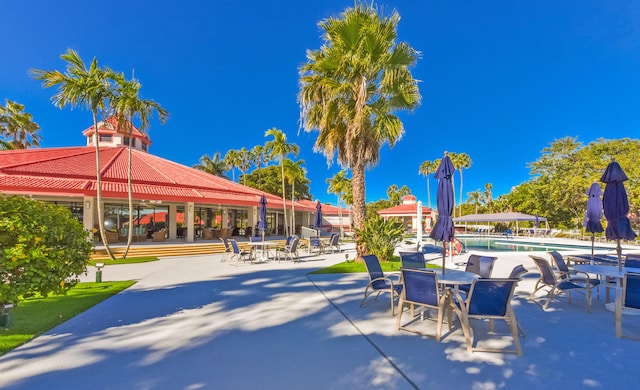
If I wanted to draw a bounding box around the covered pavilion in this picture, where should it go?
[0,118,315,242]
[453,212,548,235]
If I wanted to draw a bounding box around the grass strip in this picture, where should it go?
[310,260,440,274]
[0,280,136,355]
[87,256,158,266]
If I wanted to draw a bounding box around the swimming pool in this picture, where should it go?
[453,236,613,253]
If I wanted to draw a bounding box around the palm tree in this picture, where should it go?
[110,70,168,259]
[223,149,240,182]
[327,170,351,238]
[284,158,306,234]
[264,127,299,236]
[299,4,420,256]
[193,152,229,178]
[31,48,116,259]
[251,144,268,189]
[451,152,472,217]
[0,100,41,149]
[418,160,437,208]
[236,147,253,186]
[467,189,483,214]
[484,183,493,204]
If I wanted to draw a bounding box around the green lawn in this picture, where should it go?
[309,260,440,274]
[87,256,158,266]
[0,281,136,355]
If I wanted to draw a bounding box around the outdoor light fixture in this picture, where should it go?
[189,205,193,212]
[85,201,90,209]
[95,262,105,283]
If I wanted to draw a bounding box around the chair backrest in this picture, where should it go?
[625,254,640,269]
[530,255,557,286]
[362,254,384,283]
[401,269,440,307]
[330,234,339,245]
[230,240,240,254]
[548,251,569,273]
[467,278,518,316]
[508,264,528,280]
[399,251,425,269]
[466,255,497,278]
[221,237,230,250]
[624,272,640,309]
[289,236,300,252]
[310,237,321,247]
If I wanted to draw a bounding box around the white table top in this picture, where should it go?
[573,264,638,279]
[428,269,479,285]
[248,241,280,247]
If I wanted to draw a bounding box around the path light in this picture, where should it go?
[95,262,105,283]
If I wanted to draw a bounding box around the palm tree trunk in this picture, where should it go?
[92,111,115,260]
[123,123,134,259]
[338,194,344,238]
[280,161,288,236]
[291,181,296,236]
[426,175,431,209]
[352,157,367,257]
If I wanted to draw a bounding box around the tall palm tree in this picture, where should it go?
[110,70,168,259]
[223,149,240,182]
[418,159,437,209]
[327,170,351,238]
[251,144,268,189]
[451,152,472,217]
[484,183,493,204]
[467,189,483,214]
[236,147,253,186]
[284,158,306,234]
[299,4,420,255]
[264,127,299,236]
[0,100,41,149]
[193,152,229,178]
[31,48,116,259]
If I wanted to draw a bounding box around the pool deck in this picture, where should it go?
[1,238,640,389]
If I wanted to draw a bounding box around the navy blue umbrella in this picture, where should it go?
[584,182,604,261]
[601,161,637,271]
[429,152,456,273]
[258,195,268,240]
[313,201,323,232]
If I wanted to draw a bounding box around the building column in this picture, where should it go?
[250,206,257,237]
[168,204,177,240]
[83,196,95,239]
[186,202,195,243]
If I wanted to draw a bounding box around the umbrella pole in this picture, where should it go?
[441,242,446,275]
[591,234,595,265]
[617,239,623,272]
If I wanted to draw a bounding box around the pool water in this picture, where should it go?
[454,236,612,252]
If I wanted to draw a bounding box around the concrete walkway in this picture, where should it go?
[1,242,640,389]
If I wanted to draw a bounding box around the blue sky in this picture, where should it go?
[3,1,640,207]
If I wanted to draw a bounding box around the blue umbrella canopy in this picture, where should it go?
[584,182,604,234]
[258,195,268,236]
[429,153,456,273]
[313,201,323,230]
[600,160,637,270]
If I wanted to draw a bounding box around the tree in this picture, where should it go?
[467,189,483,214]
[299,4,420,256]
[110,70,168,259]
[264,128,299,236]
[418,160,437,208]
[31,48,116,259]
[236,147,253,186]
[483,183,493,204]
[0,100,41,149]
[450,152,472,218]
[242,165,311,199]
[386,184,411,206]
[193,152,229,178]
[223,149,240,182]
[251,144,269,188]
[327,170,351,237]
[0,196,92,314]
[283,159,306,233]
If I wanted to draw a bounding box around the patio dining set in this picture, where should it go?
[359,248,640,356]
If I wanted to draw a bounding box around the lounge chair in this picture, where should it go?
[529,255,592,312]
[508,264,528,337]
[152,229,166,242]
[399,251,426,269]
[323,234,340,253]
[278,236,300,262]
[547,251,601,299]
[230,240,252,266]
[308,236,323,254]
[104,231,119,243]
[360,254,402,316]
[457,278,522,355]
[396,268,451,341]
[458,255,497,294]
[220,237,232,262]
[616,271,640,339]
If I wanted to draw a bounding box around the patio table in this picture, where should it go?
[248,241,280,262]
[421,269,479,329]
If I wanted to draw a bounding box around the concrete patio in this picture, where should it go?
[1,241,640,389]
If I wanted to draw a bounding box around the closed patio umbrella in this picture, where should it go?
[429,152,456,274]
[313,201,323,233]
[584,181,604,263]
[258,195,268,241]
[600,160,637,271]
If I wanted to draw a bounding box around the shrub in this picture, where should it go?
[0,196,92,312]
[355,216,405,262]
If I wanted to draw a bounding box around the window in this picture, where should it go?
[141,142,148,151]
[99,134,112,142]
[123,137,130,146]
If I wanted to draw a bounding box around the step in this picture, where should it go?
[90,241,285,260]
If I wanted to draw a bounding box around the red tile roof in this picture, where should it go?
[296,199,351,215]
[377,202,433,217]
[0,146,310,209]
